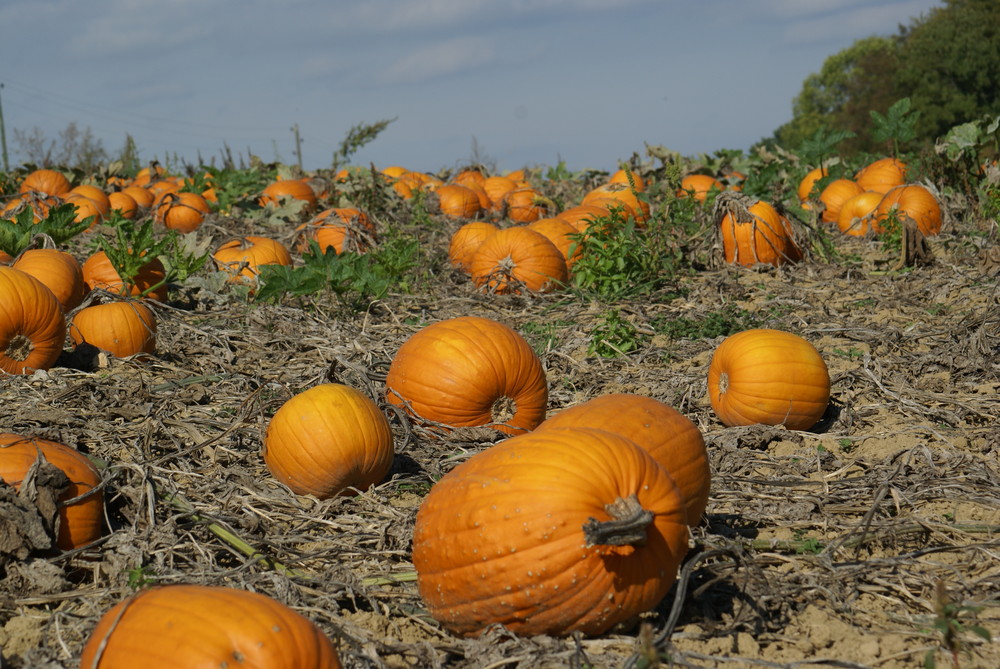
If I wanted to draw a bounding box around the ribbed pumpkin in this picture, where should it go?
[468,227,568,294]
[677,174,724,202]
[818,179,864,224]
[121,185,155,209]
[716,193,801,267]
[527,217,583,269]
[69,301,157,358]
[537,394,710,526]
[797,166,829,204]
[19,168,71,197]
[453,168,486,188]
[11,248,85,312]
[707,329,830,431]
[107,191,139,220]
[836,191,884,236]
[295,208,377,255]
[609,168,646,191]
[557,204,612,233]
[433,184,483,219]
[873,184,942,236]
[154,191,210,233]
[82,251,168,302]
[79,585,342,668]
[264,383,394,499]
[448,221,498,272]
[259,178,318,212]
[69,185,111,217]
[385,316,548,436]
[0,433,103,550]
[213,236,292,284]
[582,182,650,221]
[0,266,66,374]
[504,187,553,223]
[854,157,907,194]
[412,426,690,637]
[482,175,518,210]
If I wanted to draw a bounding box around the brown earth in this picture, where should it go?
[1,185,998,669]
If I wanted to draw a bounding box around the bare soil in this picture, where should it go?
[1,187,999,668]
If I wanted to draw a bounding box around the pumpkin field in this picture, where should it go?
[1,131,999,668]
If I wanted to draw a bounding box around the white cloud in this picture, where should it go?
[377,35,498,84]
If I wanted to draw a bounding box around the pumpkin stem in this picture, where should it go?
[583,493,654,548]
[490,395,516,425]
[5,334,34,362]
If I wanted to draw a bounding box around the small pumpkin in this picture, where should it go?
[69,300,157,358]
[259,178,318,212]
[11,248,86,312]
[121,185,155,209]
[264,383,394,499]
[213,236,292,285]
[0,433,103,550]
[796,166,829,204]
[295,208,377,255]
[19,168,71,197]
[503,187,553,223]
[0,266,66,374]
[716,192,801,267]
[536,394,710,526]
[432,184,483,219]
[854,157,907,194]
[448,221,498,272]
[412,426,690,637]
[609,168,646,191]
[68,185,111,217]
[707,329,830,431]
[468,226,568,294]
[582,181,650,221]
[873,184,942,237]
[107,191,139,220]
[677,174,724,202]
[81,250,168,302]
[154,191,210,233]
[79,584,342,668]
[557,204,612,233]
[385,316,548,436]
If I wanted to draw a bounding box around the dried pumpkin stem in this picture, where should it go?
[583,493,654,548]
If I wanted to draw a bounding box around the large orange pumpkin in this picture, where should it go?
[0,433,103,550]
[717,193,801,267]
[707,329,830,431]
[582,181,650,221]
[0,266,66,374]
[154,191,210,233]
[468,226,568,294]
[79,584,342,668]
[504,187,553,223]
[527,217,582,269]
[432,184,483,219]
[873,184,942,236]
[69,301,157,358]
[19,168,71,197]
[836,191,884,236]
[854,157,908,194]
[385,316,548,436]
[412,426,690,637]
[259,178,318,212]
[11,248,86,312]
[82,251,168,302]
[264,383,394,499]
[213,236,292,285]
[448,221,498,272]
[536,394,710,526]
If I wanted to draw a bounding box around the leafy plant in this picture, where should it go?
[871,97,920,158]
[652,304,755,340]
[93,216,177,297]
[332,118,397,171]
[521,320,568,356]
[0,203,91,256]
[588,309,643,358]
[923,580,991,669]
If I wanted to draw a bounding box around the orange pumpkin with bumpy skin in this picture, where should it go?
[385,316,548,436]
[12,248,85,312]
[0,433,103,550]
[468,226,567,294]
[708,329,830,431]
[717,192,801,267]
[537,393,710,526]
[69,301,157,358]
[412,426,690,638]
[0,267,66,374]
[79,584,341,668]
[264,383,394,499]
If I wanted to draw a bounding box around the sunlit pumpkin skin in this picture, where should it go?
[0,433,103,550]
[717,193,801,267]
[836,191,884,236]
[264,383,394,499]
[0,267,66,375]
[432,184,483,219]
[557,204,612,233]
[259,178,318,212]
[504,187,553,224]
[69,301,157,358]
[707,329,830,431]
[482,175,518,210]
[121,185,155,209]
[82,251,168,302]
[391,171,443,199]
[537,394,710,526]
[818,179,864,224]
[385,316,548,436]
[412,426,690,638]
[107,191,138,220]
[609,168,646,191]
[79,584,342,669]
[582,182,650,221]
[527,217,582,269]
[64,193,106,228]
[69,185,111,217]
[796,166,829,203]
[2,193,60,222]
[131,164,167,187]
[854,157,908,194]
[448,221,498,272]
[295,208,377,255]
[677,174,724,202]
[873,184,942,236]
[213,236,292,284]
[11,248,86,312]
[19,168,71,197]
[468,226,568,294]
[154,191,210,232]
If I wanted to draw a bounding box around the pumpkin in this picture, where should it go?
[836,191,884,236]
[448,221,498,272]
[854,157,907,194]
[295,208,377,255]
[381,165,410,180]
[504,187,553,223]
[557,204,611,233]
[537,394,710,526]
[2,193,59,222]
[147,178,182,200]
[609,168,646,191]
[468,226,568,294]
[453,168,486,188]
[11,248,86,312]
[264,383,394,499]
[69,300,157,358]
[797,166,829,204]
[385,316,548,436]
[259,178,318,212]
[121,185,155,209]
[0,266,66,374]
[527,217,582,269]
[79,584,342,668]
[482,175,518,210]
[818,179,864,224]
[582,182,650,221]
[213,236,292,285]
[19,168,71,197]
[677,174,724,202]
[82,250,168,302]
[131,164,167,187]
[69,185,111,217]
[716,192,801,267]
[707,329,830,431]
[873,184,942,236]
[154,191,210,233]
[64,193,106,227]
[432,184,482,219]
[107,191,139,220]
[392,171,442,199]
[0,433,103,550]
[412,426,690,637]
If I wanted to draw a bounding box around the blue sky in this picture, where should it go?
[1,0,942,174]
